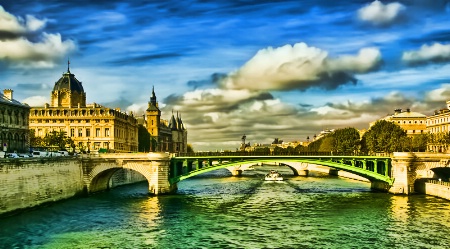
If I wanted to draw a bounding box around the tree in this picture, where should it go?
[411,134,428,152]
[362,120,408,154]
[187,144,194,153]
[29,129,45,148]
[44,130,69,149]
[319,136,335,152]
[333,127,361,154]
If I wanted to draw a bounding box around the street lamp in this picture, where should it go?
[87,138,90,154]
[106,141,110,153]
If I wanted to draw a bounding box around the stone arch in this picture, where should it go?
[87,161,154,194]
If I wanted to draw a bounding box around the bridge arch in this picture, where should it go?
[86,160,155,194]
[171,156,393,186]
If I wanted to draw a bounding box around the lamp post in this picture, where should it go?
[106,141,110,153]
[87,138,90,154]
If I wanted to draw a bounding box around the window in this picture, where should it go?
[94,142,100,149]
[86,128,91,137]
[70,128,75,137]
[105,128,110,137]
[78,128,83,137]
[96,128,100,137]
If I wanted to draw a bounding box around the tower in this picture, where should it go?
[146,86,161,151]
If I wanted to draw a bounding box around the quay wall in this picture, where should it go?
[415,180,450,200]
[0,158,146,217]
[0,158,84,216]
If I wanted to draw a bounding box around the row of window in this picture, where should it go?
[31,119,109,123]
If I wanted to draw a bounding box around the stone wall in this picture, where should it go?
[0,158,84,216]
[0,157,152,217]
[415,180,450,200]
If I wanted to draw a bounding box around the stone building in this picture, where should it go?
[29,63,138,153]
[426,101,450,152]
[139,87,187,153]
[0,89,30,153]
[370,108,427,136]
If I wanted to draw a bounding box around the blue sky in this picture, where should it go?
[1,0,450,151]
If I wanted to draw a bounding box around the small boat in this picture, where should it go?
[265,170,283,181]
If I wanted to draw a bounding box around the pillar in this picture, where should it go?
[147,152,177,195]
[389,152,417,194]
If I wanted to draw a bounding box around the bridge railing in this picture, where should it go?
[174,151,372,157]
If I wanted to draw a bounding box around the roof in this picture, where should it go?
[0,94,30,108]
[53,69,84,93]
[390,111,426,118]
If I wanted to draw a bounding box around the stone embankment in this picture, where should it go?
[0,157,144,217]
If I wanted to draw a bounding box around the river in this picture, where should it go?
[1,165,450,249]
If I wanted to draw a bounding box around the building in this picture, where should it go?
[426,101,450,152]
[139,87,187,153]
[370,108,427,136]
[29,63,138,153]
[0,89,30,153]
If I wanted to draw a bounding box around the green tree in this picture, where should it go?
[318,136,335,152]
[333,127,361,154]
[187,144,194,153]
[29,129,45,148]
[44,130,69,149]
[411,134,428,152]
[362,120,408,154]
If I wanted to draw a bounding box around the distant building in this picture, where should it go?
[427,101,450,152]
[139,87,187,153]
[0,89,30,153]
[29,63,138,153]
[371,108,426,136]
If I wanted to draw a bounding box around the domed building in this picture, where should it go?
[29,62,138,153]
[370,108,427,136]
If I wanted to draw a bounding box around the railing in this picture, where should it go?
[175,151,375,157]
[428,179,450,187]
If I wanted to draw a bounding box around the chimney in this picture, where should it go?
[394,109,402,115]
[3,89,13,100]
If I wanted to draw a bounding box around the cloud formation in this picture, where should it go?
[220,43,382,91]
[402,43,450,65]
[0,5,75,68]
[358,1,405,26]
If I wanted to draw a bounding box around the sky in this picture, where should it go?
[1,0,450,151]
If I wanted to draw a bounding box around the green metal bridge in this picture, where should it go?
[169,153,393,185]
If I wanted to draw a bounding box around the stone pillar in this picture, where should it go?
[329,168,339,176]
[283,162,309,176]
[147,153,176,195]
[390,152,417,194]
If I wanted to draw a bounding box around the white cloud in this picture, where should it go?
[0,33,76,68]
[402,43,450,65]
[358,1,405,26]
[424,84,450,102]
[220,43,381,91]
[0,6,47,33]
[0,6,75,68]
[22,95,48,107]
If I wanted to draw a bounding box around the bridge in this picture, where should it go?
[80,152,405,195]
[169,153,393,185]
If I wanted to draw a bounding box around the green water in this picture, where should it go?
[1,166,450,248]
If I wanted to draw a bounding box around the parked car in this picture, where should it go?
[7,153,19,158]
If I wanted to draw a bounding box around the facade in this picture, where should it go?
[426,101,450,152]
[370,108,427,136]
[140,87,187,153]
[0,89,30,153]
[29,64,138,153]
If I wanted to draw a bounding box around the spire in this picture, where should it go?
[67,58,71,73]
[150,85,157,106]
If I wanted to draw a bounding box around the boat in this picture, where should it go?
[264,170,283,181]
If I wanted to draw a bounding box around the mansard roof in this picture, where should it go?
[0,94,30,108]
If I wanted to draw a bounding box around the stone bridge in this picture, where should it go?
[81,152,450,195]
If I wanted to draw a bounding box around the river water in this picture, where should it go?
[1,166,450,249]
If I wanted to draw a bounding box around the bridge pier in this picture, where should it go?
[282,162,309,176]
[389,152,417,194]
[231,170,243,176]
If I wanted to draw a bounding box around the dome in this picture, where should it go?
[53,69,84,93]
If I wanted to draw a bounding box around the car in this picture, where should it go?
[7,153,19,158]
